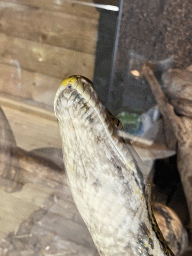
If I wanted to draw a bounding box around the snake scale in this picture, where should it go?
[54,75,185,256]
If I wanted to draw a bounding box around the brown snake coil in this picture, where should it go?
[54,75,187,256]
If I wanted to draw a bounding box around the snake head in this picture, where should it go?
[54,75,99,120]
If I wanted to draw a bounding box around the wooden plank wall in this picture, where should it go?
[0,0,99,110]
[0,1,99,246]
[0,0,99,150]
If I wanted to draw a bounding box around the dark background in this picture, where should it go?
[94,0,192,114]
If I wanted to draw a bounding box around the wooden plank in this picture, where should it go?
[0,213,21,234]
[0,0,99,19]
[0,190,39,221]
[0,63,61,108]
[38,213,95,248]
[0,92,56,120]
[1,105,62,150]
[31,225,98,256]
[0,183,54,240]
[0,2,98,55]
[12,183,54,206]
[0,232,6,242]
[0,33,95,80]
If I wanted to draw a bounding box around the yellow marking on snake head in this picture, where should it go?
[61,76,78,88]
[60,76,90,95]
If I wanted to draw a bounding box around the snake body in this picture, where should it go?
[54,76,175,256]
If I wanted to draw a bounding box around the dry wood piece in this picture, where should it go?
[2,104,61,151]
[162,68,192,117]
[0,105,65,192]
[0,105,22,192]
[142,64,192,226]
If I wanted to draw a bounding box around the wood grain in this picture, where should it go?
[0,63,62,108]
[0,2,98,54]
[0,33,95,80]
[0,92,56,120]
[143,64,192,229]
[2,104,61,150]
[0,183,54,242]
[0,0,99,19]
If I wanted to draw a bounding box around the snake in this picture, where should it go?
[54,75,186,256]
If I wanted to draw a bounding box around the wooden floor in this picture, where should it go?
[0,181,99,255]
[1,101,61,151]
[0,183,54,242]
[0,102,100,255]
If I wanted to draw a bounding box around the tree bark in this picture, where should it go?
[143,65,192,225]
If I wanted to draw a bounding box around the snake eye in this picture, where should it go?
[68,84,72,89]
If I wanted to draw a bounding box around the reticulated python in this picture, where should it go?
[54,75,186,256]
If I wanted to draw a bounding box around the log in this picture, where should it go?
[143,64,192,227]
[162,68,192,117]
[0,105,22,192]
[0,104,65,193]
[1,104,61,150]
